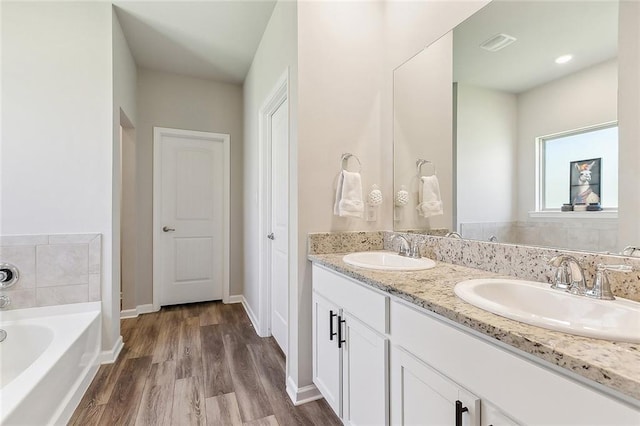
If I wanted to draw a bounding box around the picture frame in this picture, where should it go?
[570,157,601,205]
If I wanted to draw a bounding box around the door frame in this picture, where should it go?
[258,70,290,338]
[152,127,231,311]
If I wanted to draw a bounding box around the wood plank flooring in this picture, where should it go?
[70,302,342,426]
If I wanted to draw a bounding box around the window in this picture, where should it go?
[538,123,618,211]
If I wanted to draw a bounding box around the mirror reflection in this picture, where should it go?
[393,0,631,254]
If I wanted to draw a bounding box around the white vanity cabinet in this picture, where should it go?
[312,291,341,414]
[312,264,389,425]
[391,345,480,426]
[312,264,640,426]
[390,299,640,426]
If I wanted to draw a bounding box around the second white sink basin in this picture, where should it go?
[343,251,436,271]
[455,278,640,343]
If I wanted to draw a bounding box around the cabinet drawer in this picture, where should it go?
[312,264,388,334]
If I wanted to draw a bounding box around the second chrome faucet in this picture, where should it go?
[547,254,632,300]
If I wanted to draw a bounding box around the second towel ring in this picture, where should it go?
[416,159,436,176]
[341,153,362,173]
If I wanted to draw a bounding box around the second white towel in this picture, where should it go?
[334,170,364,218]
[417,175,443,217]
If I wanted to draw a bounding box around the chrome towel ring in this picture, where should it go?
[341,153,362,173]
[416,159,436,176]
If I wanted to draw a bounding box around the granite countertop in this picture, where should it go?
[309,252,640,403]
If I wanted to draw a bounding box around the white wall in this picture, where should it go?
[242,0,299,396]
[113,9,138,313]
[1,2,117,351]
[136,69,244,305]
[296,0,385,399]
[618,0,640,250]
[394,34,455,231]
[516,59,618,221]
[456,84,517,225]
[289,0,488,400]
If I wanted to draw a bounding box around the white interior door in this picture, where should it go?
[270,98,289,353]
[154,128,229,307]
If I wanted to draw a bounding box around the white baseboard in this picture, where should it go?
[98,336,124,364]
[120,303,156,319]
[286,376,323,406]
[239,295,270,337]
[227,294,243,304]
[240,296,264,337]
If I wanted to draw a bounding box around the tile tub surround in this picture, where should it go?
[460,219,618,253]
[308,253,640,403]
[0,234,101,309]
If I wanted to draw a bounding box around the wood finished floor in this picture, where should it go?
[70,301,342,426]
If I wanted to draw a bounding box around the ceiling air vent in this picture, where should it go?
[480,33,517,52]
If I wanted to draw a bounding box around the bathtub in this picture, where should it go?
[0,302,101,425]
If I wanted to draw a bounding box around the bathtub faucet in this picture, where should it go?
[0,295,10,309]
[0,329,6,342]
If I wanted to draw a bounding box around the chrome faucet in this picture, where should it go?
[0,295,10,309]
[445,232,462,239]
[547,254,587,295]
[392,234,421,258]
[586,264,632,300]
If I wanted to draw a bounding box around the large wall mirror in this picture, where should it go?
[392,0,635,255]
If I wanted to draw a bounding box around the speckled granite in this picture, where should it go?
[308,231,383,255]
[309,252,640,403]
[382,231,640,303]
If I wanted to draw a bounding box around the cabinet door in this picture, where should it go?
[481,402,519,426]
[312,291,341,416]
[391,346,480,426]
[342,312,388,426]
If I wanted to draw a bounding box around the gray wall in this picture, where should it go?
[136,68,244,305]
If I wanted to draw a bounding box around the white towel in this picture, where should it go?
[334,170,364,218]
[417,175,443,217]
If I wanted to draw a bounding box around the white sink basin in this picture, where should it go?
[343,251,436,271]
[454,279,640,343]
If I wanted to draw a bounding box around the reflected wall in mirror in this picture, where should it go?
[392,0,635,255]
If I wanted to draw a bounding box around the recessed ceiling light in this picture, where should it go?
[555,54,573,64]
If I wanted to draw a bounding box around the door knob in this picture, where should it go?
[163,226,175,232]
[267,233,275,240]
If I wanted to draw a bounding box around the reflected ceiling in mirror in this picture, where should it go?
[393,0,632,256]
[454,1,617,94]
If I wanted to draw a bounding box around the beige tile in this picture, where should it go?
[36,244,89,286]
[0,235,48,246]
[597,229,618,253]
[48,233,99,244]
[566,227,600,252]
[89,274,101,301]
[0,245,36,289]
[88,235,102,274]
[0,288,36,309]
[36,284,88,306]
